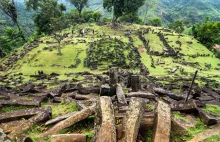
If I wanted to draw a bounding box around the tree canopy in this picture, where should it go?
[103,0,145,24]
[192,21,220,49]
[0,0,25,41]
[68,0,88,17]
[25,0,66,35]
[168,20,185,33]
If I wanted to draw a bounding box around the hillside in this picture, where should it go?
[0,24,220,141]
[1,23,219,87]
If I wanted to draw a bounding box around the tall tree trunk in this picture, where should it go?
[79,10,82,18]
[15,21,26,42]
[112,5,118,27]
[57,41,62,55]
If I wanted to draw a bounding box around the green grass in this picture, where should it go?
[26,124,50,142]
[144,130,153,142]
[146,104,154,111]
[203,133,220,142]
[0,23,220,87]
[171,118,209,141]
[172,112,189,122]
[22,97,33,101]
[42,101,78,118]
[186,118,208,140]
[171,131,188,142]
[204,104,220,118]
[0,106,33,113]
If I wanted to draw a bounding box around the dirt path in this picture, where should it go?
[188,124,220,142]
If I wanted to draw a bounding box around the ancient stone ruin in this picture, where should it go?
[0,67,220,142]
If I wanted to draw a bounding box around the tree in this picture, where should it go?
[119,12,142,24]
[68,0,88,18]
[0,27,24,56]
[93,12,102,22]
[103,0,145,26]
[82,11,94,22]
[192,22,220,49]
[142,0,158,23]
[50,16,69,55]
[0,0,25,41]
[25,0,66,35]
[149,18,162,27]
[168,20,184,33]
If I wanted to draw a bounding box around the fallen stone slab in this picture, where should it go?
[40,104,96,137]
[93,96,116,142]
[197,96,214,102]
[126,92,157,99]
[0,107,52,123]
[50,134,87,142]
[171,100,204,112]
[122,97,145,142]
[188,124,220,142]
[21,84,39,93]
[47,83,67,98]
[28,93,49,100]
[171,113,197,132]
[45,112,77,126]
[74,94,97,100]
[153,88,184,101]
[162,97,178,104]
[0,120,26,133]
[8,107,51,139]
[153,100,171,142]
[78,87,100,94]
[116,84,127,105]
[202,87,220,101]
[52,97,75,103]
[0,95,45,107]
[196,108,218,126]
[203,100,220,106]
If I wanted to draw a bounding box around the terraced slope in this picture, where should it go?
[0,23,219,88]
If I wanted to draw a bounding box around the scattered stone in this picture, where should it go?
[50,134,87,142]
[126,92,157,99]
[122,97,145,142]
[153,100,171,142]
[116,84,127,105]
[40,104,96,137]
[93,97,116,142]
[172,113,197,131]
[196,108,218,126]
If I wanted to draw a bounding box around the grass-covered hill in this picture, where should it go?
[1,24,220,142]
[0,23,220,88]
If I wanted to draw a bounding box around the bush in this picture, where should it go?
[148,18,162,27]
[119,12,142,24]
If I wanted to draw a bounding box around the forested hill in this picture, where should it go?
[0,0,34,36]
[87,0,220,24]
[1,0,220,26]
[154,0,220,24]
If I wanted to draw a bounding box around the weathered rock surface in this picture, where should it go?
[93,96,116,142]
[122,97,145,142]
[153,100,171,142]
[50,134,87,142]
